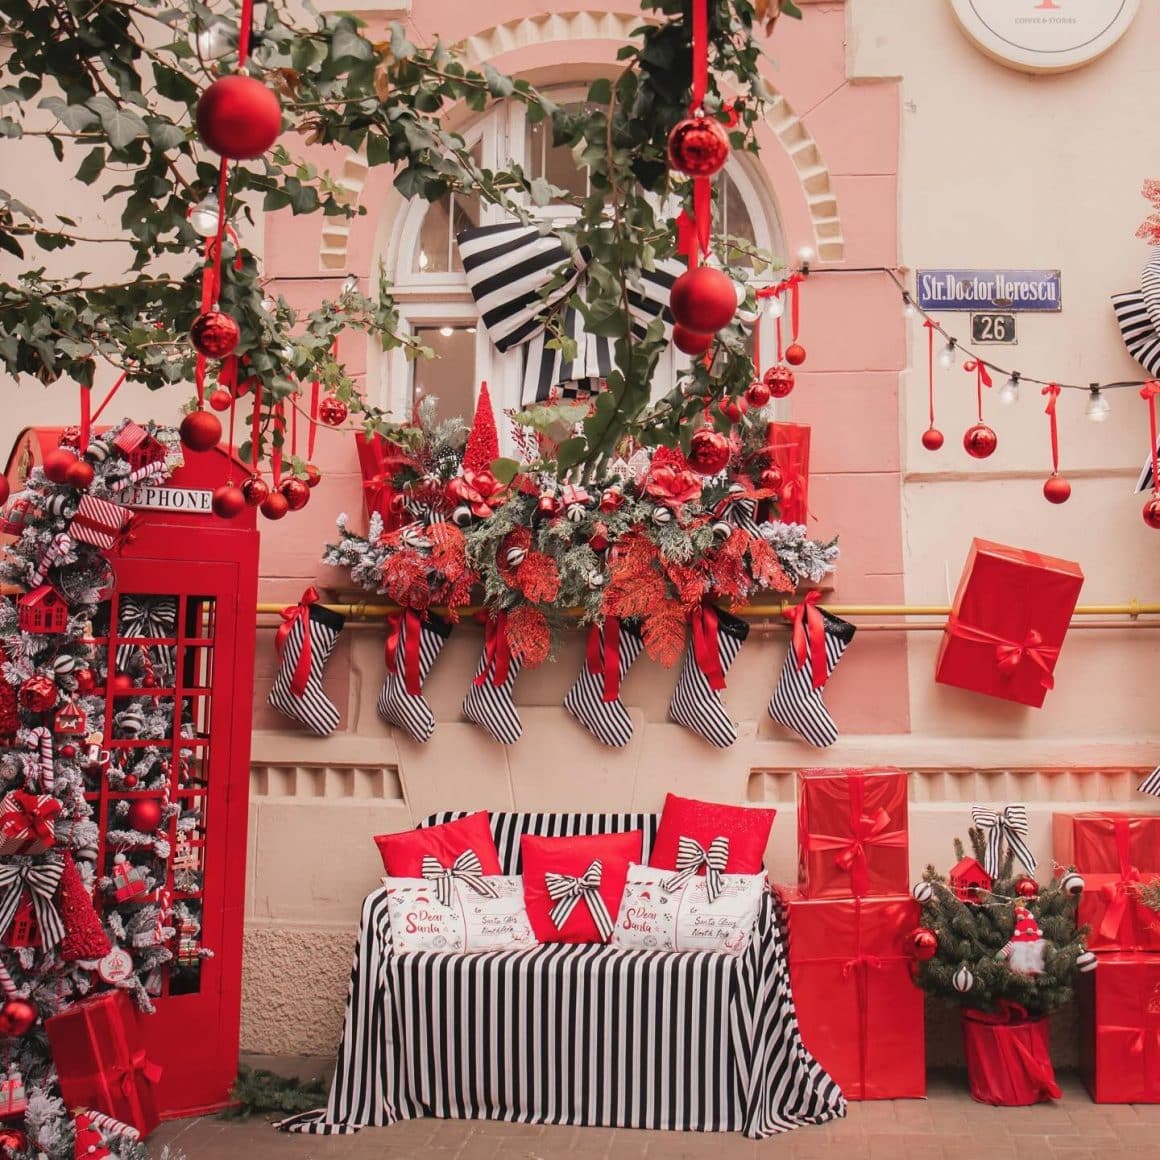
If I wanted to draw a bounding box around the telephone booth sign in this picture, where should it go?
[4,428,260,1118]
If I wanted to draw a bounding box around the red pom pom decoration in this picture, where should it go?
[280,478,311,511]
[126,798,163,833]
[317,394,348,427]
[670,267,737,334]
[763,365,796,399]
[196,74,282,160]
[784,342,807,366]
[1144,496,1160,529]
[42,448,77,484]
[190,309,240,360]
[1043,475,1071,504]
[18,675,57,713]
[921,427,945,451]
[0,998,37,1038]
[208,388,233,412]
[241,476,269,507]
[180,410,223,453]
[744,380,771,408]
[260,492,290,521]
[687,428,731,476]
[963,422,998,459]
[909,928,938,961]
[304,464,322,488]
[65,459,94,489]
[672,325,713,356]
[211,484,246,519]
[667,115,730,178]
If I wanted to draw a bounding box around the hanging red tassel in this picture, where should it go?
[1040,383,1070,504]
[921,320,943,450]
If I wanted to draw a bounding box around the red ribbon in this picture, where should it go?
[586,619,622,702]
[308,379,321,461]
[1042,383,1061,474]
[474,612,512,687]
[276,587,319,697]
[1099,817,1142,943]
[690,604,726,691]
[385,609,423,697]
[114,1050,163,1101]
[923,319,937,432]
[964,358,993,422]
[784,589,827,689]
[945,617,1059,689]
[1142,380,1160,498]
[840,897,884,1096]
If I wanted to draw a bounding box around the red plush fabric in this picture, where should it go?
[374,811,503,877]
[521,830,643,944]
[648,793,776,875]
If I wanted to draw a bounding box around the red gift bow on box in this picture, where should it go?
[474,612,512,687]
[0,792,60,850]
[944,617,1060,689]
[275,587,319,698]
[385,609,423,697]
[585,619,622,702]
[784,589,827,689]
[112,1049,162,1101]
[1099,817,1143,944]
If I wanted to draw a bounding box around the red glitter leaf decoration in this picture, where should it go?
[506,604,551,668]
[514,551,560,603]
[641,604,688,668]
[748,537,794,593]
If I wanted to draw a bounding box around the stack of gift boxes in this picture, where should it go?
[778,767,925,1099]
[1054,811,1160,1102]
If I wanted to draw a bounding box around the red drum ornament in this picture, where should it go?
[42,449,77,484]
[280,478,310,512]
[745,380,771,408]
[670,267,737,334]
[190,309,240,360]
[317,395,348,427]
[211,485,246,519]
[784,342,807,367]
[65,459,94,489]
[963,423,998,459]
[240,476,269,507]
[672,325,714,356]
[1014,876,1039,899]
[179,410,222,453]
[763,365,795,398]
[1042,475,1071,505]
[208,388,233,412]
[921,427,945,451]
[687,428,731,476]
[1144,496,1160,529]
[909,928,938,961]
[260,492,290,521]
[196,74,283,160]
[667,114,730,178]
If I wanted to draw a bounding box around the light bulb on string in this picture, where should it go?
[192,18,236,60]
[999,373,1020,405]
[765,295,784,320]
[901,293,917,320]
[1085,386,1110,422]
[796,245,814,264]
[189,195,220,239]
[341,274,358,296]
[936,338,957,369]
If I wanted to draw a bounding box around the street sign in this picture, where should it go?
[970,313,1017,344]
[916,269,1061,312]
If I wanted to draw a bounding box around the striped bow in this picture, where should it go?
[545,860,614,940]
[971,805,1036,878]
[0,859,65,948]
[663,835,730,903]
[715,484,760,535]
[116,595,177,679]
[420,850,498,910]
[1139,767,1160,797]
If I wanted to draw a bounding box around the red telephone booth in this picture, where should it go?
[4,428,259,1117]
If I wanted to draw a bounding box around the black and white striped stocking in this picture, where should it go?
[267,594,345,736]
[461,616,523,745]
[564,618,644,747]
[768,603,856,748]
[668,606,749,748]
[377,610,451,743]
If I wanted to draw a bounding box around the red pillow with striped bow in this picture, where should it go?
[374,811,503,878]
[648,794,776,877]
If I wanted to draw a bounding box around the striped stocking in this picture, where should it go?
[564,619,644,747]
[768,601,856,748]
[377,610,451,743]
[267,592,345,736]
[461,616,523,744]
[668,606,750,749]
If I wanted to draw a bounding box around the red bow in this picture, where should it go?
[474,612,512,687]
[1100,817,1142,943]
[275,587,319,697]
[385,609,423,696]
[690,604,726,691]
[447,469,509,518]
[784,589,827,689]
[586,619,623,702]
[114,1049,163,1099]
[946,617,1059,689]
[643,465,703,511]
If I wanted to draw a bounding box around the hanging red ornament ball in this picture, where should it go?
[190,309,240,360]
[759,465,783,491]
[921,427,945,451]
[318,394,349,427]
[58,743,77,760]
[65,458,94,489]
[1014,876,1039,899]
[667,115,730,178]
[126,798,163,833]
[909,928,938,961]
[745,380,772,409]
[0,998,37,1038]
[304,463,322,488]
[241,476,270,507]
[211,484,246,519]
[124,773,139,789]
[42,448,77,484]
[1143,496,1160,529]
[763,365,796,398]
[0,477,8,508]
[208,388,233,412]
[784,342,807,367]
[280,478,311,512]
[1043,475,1071,505]
[260,492,290,521]
[687,428,732,476]
[179,410,223,453]
[718,397,748,424]
[672,325,714,357]
[196,74,283,160]
[963,422,998,459]
[108,673,136,698]
[670,267,737,334]
[18,675,57,713]
[73,669,95,694]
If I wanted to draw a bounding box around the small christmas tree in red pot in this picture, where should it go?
[910,814,1091,1106]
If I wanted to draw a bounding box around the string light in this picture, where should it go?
[765,295,785,319]
[901,292,917,320]
[438,326,455,338]
[937,338,957,369]
[188,195,220,239]
[192,18,234,60]
[796,245,814,264]
[999,373,1020,405]
[341,273,358,296]
[260,295,277,313]
[1085,386,1110,422]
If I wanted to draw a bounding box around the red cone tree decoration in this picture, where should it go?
[57,851,111,962]
[463,381,500,474]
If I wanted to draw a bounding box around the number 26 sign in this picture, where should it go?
[971,313,1017,345]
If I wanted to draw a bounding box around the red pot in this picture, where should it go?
[961,1008,1062,1106]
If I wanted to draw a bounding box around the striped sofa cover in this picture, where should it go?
[283,811,846,1139]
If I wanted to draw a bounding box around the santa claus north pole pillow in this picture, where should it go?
[611,864,765,956]
[373,810,503,877]
[383,875,536,955]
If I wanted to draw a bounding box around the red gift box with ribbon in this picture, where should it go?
[69,495,132,552]
[44,990,160,1136]
[781,890,925,1099]
[355,430,408,528]
[0,791,60,856]
[1080,954,1160,1102]
[797,768,909,899]
[765,421,810,525]
[935,539,1083,708]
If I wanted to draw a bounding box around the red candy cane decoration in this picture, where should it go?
[109,460,169,493]
[26,727,54,793]
[0,958,20,1000]
[81,1108,141,1143]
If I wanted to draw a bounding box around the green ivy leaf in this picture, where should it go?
[489,457,521,484]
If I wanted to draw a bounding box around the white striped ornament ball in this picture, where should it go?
[911,881,934,904]
[1060,871,1085,896]
[953,965,975,994]
[1076,950,1098,973]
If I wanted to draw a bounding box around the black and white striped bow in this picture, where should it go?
[715,485,761,535]
[971,805,1036,878]
[0,859,65,948]
[544,860,613,941]
[1139,767,1160,797]
[420,850,498,910]
[116,595,178,678]
[663,835,730,903]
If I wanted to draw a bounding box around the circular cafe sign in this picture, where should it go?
[949,0,1139,74]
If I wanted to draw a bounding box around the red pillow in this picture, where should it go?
[374,811,503,878]
[521,830,643,944]
[648,793,776,875]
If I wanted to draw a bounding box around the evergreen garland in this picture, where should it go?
[222,1065,329,1121]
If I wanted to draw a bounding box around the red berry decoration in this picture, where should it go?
[1144,496,1160,529]
[126,798,163,833]
[1043,475,1071,505]
[963,422,998,459]
[672,325,714,356]
[909,928,938,962]
[211,484,246,519]
[670,267,737,334]
[718,397,748,424]
[42,448,77,484]
[0,998,37,1037]
[18,675,57,713]
[208,388,233,412]
[784,342,807,366]
[687,428,732,476]
[667,114,730,178]
[304,463,322,488]
[921,427,945,451]
[1015,876,1039,899]
[190,309,240,360]
[65,459,94,489]
[763,365,796,398]
[241,476,269,507]
[108,673,136,698]
[759,466,783,491]
[196,74,283,160]
[260,492,290,521]
[745,380,771,409]
[280,478,311,512]
[179,410,223,453]
[317,394,349,427]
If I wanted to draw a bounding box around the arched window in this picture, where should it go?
[373,89,784,451]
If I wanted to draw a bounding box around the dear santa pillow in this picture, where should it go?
[374,811,503,878]
[521,830,643,944]
[649,794,775,876]
[383,875,536,955]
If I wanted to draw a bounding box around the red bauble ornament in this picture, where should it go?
[124,773,138,788]
[108,673,136,697]
[241,476,269,507]
[670,267,737,334]
[196,74,283,160]
[280,478,311,512]
[667,115,730,178]
[211,484,246,519]
[784,342,807,366]
[260,492,290,521]
[42,448,77,484]
[672,325,714,356]
[18,675,57,713]
[73,669,95,694]
[208,388,233,412]
[0,477,8,507]
[1015,876,1039,899]
[65,458,94,489]
[1143,496,1160,529]
[126,798,163,833]
[58,743,77,759]
[318,394,348,427]
[687,428,732,476]
[179,410,223,453]
[0,998,37,1038]
[763,365,796,398]
[963,422,998,459]
[921,427,945,451]
[718,397,748,424]
[190,309,240,360]
[745,380,772,408]
[0,1128,27,1155]
[759,466,783,491]
[304,463,322,488]
[1043,475,1071,505]
[909,928,938,961]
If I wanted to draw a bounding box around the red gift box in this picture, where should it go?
[45,991,160,1136]
[935,539,1083,708]
[1080,954,1160,1102]
[765,422,810,525]
[797,768,909,899]
[782,890,925,1099]
[70,495,132,552]
[0,791,61,855]
[355,431,410,528]
[1053,811,1160,874]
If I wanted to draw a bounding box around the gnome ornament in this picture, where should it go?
[1001,905,1048,976]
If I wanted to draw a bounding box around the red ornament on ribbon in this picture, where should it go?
[385,609,424,697]
[1142,380,1160,499]
[585,619,623,702]
[784,589,827,690]
[964,358,994,422]
[275,587,319,697]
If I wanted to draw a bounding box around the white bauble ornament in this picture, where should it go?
[452,505,473,527]
[652,506,673,525]
[953,965,975,993]
[1060,871,1085,896]
[1076,950,1098,973]
[504,546,527,568]
[911,880,934,904]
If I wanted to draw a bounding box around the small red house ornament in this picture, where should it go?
[112,422,164,471]
[18,585,69,634]
[949,856,993,902]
